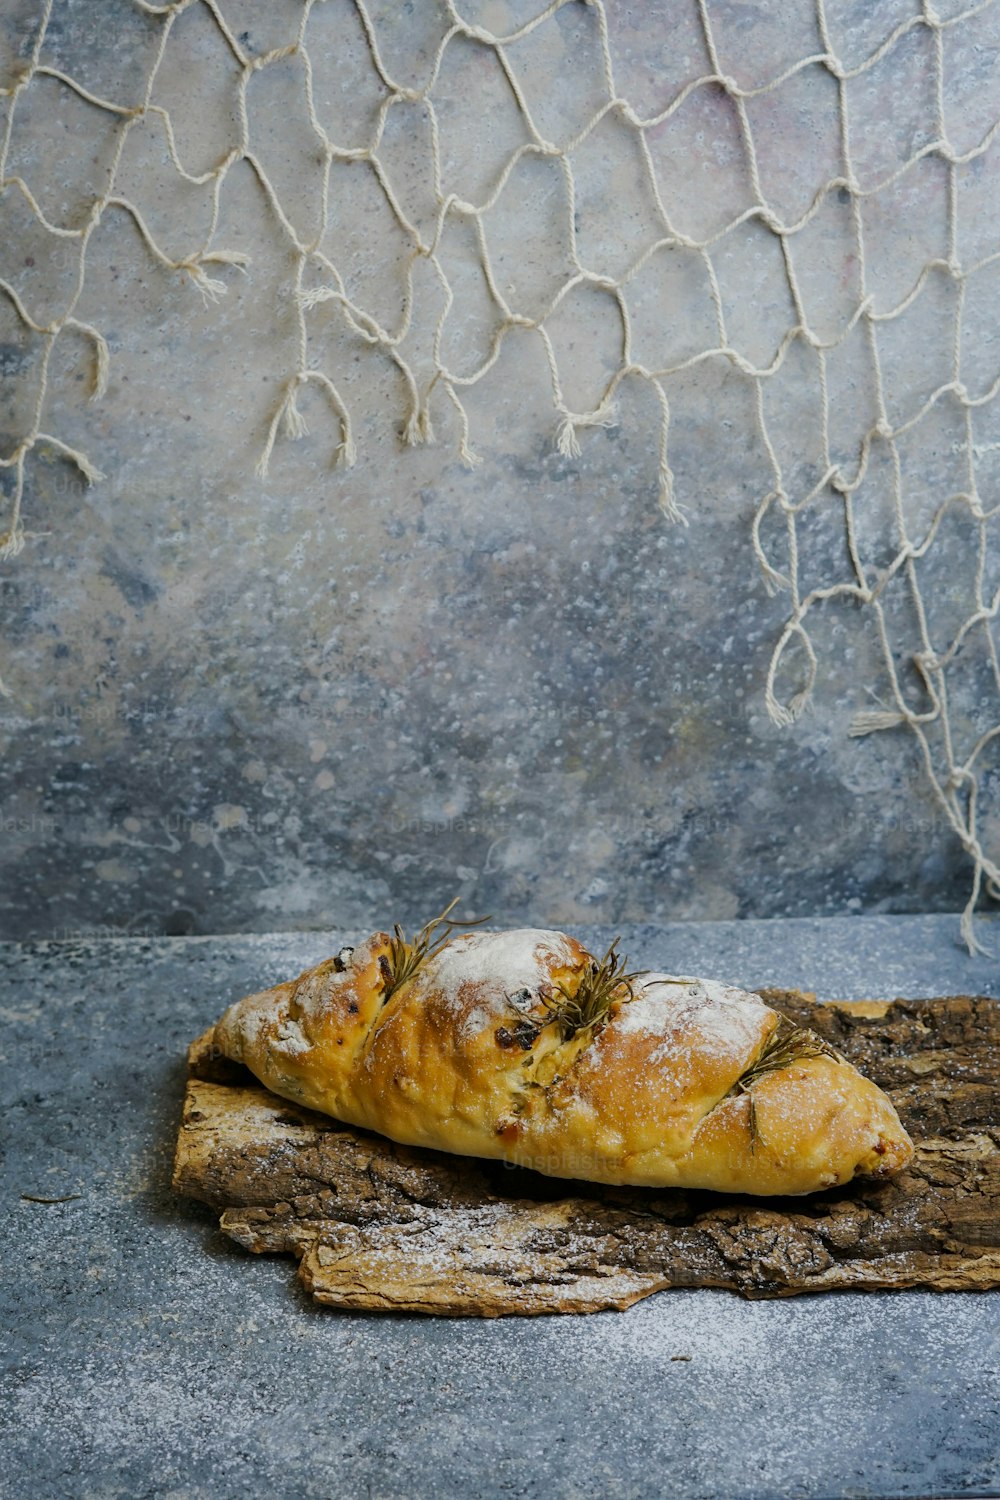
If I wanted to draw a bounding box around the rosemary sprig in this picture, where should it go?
[538,937,647,1042]
[379,898,491,1002]
[733,1014,843,1151]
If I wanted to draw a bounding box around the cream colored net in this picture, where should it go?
[1,0,999,946]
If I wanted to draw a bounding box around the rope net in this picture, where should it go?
[1,0,999,946]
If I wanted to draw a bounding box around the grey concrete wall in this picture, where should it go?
[1,0,997,939]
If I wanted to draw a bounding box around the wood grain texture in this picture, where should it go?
[172,989,1000,1316]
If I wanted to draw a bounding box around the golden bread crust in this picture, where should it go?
[214,927,914,1196]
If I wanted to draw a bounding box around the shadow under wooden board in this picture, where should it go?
[172,989,1000,1316]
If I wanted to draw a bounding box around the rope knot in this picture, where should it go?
[718,74,740,95]
[874,418,893,440]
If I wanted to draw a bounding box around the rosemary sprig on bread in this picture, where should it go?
[537,936,646,1040]
[379,898,490,1003]
[731,1014,844,1150]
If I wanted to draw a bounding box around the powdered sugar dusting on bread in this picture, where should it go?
[220,932,383,1059]
[217,986,275,1060]
[274,1017,310,1054]
[422,928,578,1034]
[614,974,772,1062]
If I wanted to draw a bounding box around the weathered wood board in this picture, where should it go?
[172,989,1000,1315]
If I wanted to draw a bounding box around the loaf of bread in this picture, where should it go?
[213,918,914,1196]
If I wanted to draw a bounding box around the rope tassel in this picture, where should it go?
[91,329,110,400]
[658,459,687,526]
[35,434,105,486]
[554,403,617,462]
[0,529,26,561]
[765,623,818,728]
[283,389,309,441]
[178,251,249,306]
[555,417,581,459]
[849,709,908,737]
[403,407,433,447]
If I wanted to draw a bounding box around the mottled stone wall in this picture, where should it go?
[0,0,996,939]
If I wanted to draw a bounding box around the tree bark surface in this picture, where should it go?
[172,990,1000,1315]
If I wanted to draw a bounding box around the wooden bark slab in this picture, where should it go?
[172,989,1000,1316]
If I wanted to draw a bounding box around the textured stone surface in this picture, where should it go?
[1,916,999,1498]
[1,2,999,939]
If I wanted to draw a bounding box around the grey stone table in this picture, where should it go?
[2,915,999,1500]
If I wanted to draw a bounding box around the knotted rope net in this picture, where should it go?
[1,0,998,947]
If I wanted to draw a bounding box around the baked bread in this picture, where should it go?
[213,916,914,1197]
